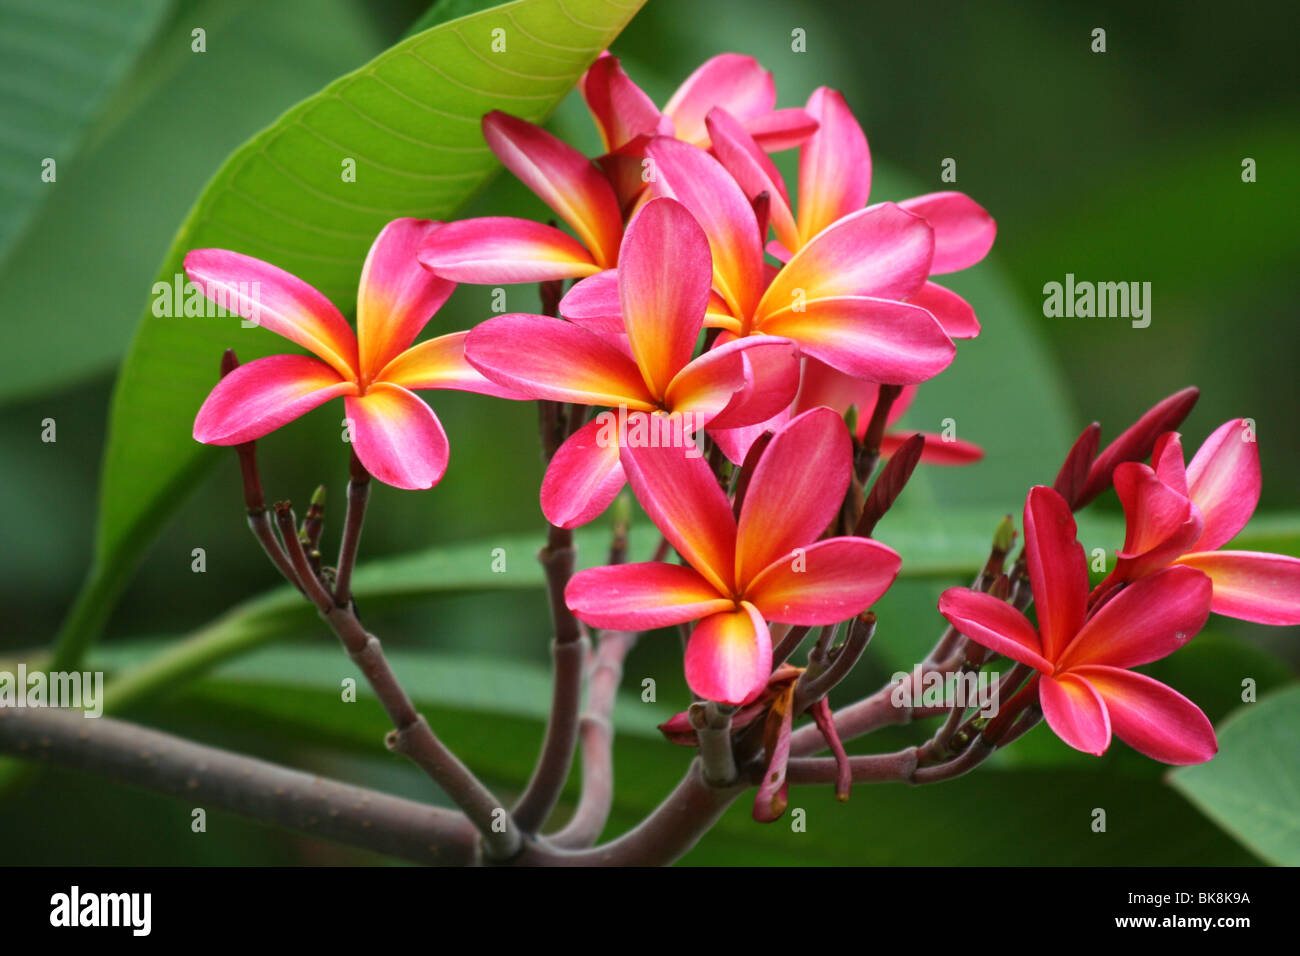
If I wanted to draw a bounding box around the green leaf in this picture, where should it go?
[1170,684,1300,866]
[0,0,174,259]
[50,0,647,668]
[0,0,389,406]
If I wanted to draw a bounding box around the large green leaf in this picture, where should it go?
[50,0,647,667]
[0,0,174,258]
[0,0,389,405]
[1170,685,1300,866]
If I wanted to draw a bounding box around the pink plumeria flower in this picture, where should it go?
[564,136,955,389]
[566,407,902,705]
[189,219,518,490]
[940,486,1217,764]
[463,198,799,527]
[580,52,817,209]
[707,89,995,341]
[1096,419,1300,625]
[418,110,625,284]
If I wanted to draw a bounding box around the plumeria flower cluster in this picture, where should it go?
[185,51,1296,842]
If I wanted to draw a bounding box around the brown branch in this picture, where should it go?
[0,707,478,865]
[549,629,638,849]
[332,450,370,608]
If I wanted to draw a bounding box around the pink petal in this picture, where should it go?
[377,331,525,400]
[184,249,358,379]
[417,217,602,284]
[759,203,933,315]
[758,295,955,385]
[668,335,800,428]
[1110,461,1203,579]
[356,218,455,383]
[937,588,1052,672]
[618,198,713,398]
[482,111,622,267]
[645,136,764,323]
[558,269,623,335]
[345,384,448,490]
[620,438,738,596]
[708,409,790,465]
[540,417,627,528]
[565,562,733,630]
[746,537,901,624]
[664,53,776,146]
[1152,432,1189,496]
[706,107,797,251]
[735,407,851,589]
[907,282,981,339]
[579,54,663,152]
[883,432,985,465]
[1059,565,1212,670]
[193,354,357,446]
[1071,666,1216,765]
[1023,486,1089,660]
[743,108,819,152]
[1185,418,1262,552]
[796,87,871,246]
[1039,673,1112,756]
[1176,551,1300,626]
[792,359,912,435]
[464,314,653,408]
[897,191,996,274]
[684,601,772,705]
[1078,386,1201,507]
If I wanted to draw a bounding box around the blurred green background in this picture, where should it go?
[0,0,1296,865]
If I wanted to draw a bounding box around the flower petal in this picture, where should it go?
[345,384,448,490]
[897,191,996,274]
[565,562,733,630]
[796,87,871,247]
[540,417,627,528]
[1185,418,1261,552]
[356,218,455,383]
[1039,673,1111,756]
[746,537,901,624]
[558,269,623,335]
[579,54,663,152]
[1176,551,1300,626]
[464,314,653,408]
[184,249,358,379]
[684,601,772,705]
[1023,486,1089,661]
[706,107,797,251]
[759,203,933,316]
[1070,666,1216,765]
[667,334,800,428]
[621,439,738,595]
[194,354,356,445]
[743,108,819,152]
[664,53,775,146]
[884,432,985,465]
[937,588,1052,672]
[618,198,713,398]
[482,110,622,267]
[645,136,764,323]
[417,217,602,284]
[1110,461,1203,578]
[377,331,524,399]
[907,282,981,339]
[1078,386,1200,507]
[1060,564,1212,670]
[735,407,851,588]
[758,295,955,384]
